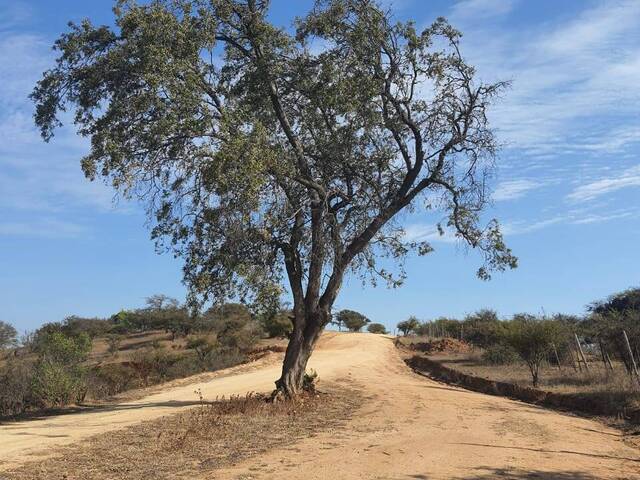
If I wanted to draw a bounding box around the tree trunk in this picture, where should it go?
[275,310,326,397]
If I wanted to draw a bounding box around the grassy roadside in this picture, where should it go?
[3,385,362,480]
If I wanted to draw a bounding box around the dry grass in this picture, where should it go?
[4,385,362,480]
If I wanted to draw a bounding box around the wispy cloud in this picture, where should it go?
[493,179,541,201]
[502,208,639,235]
[567,165,640,202]
[450,0,517,21]
[450,0,640,157]
[0,11,133,236]
[0,218,87,238]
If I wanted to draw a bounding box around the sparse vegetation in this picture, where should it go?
[0,297,271,417]
[4,386,361,480]
[399,287,640,423]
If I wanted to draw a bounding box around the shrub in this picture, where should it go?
[34,331,91,364]
[29,331,92,407]
[130,346,179,385]
[481,344,519,365]
[0,357,34,416]
[106,334,121,356]
[186,335,218,364]
[367,323,387,334]
[87,364,138,399]
[31,360,86,407]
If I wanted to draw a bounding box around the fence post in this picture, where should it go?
[599,340,614,371]
[574,333,589,372]
[551,342,563,371]
[622,330,640,385]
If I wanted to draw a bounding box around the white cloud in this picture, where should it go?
[567,165,640,202]
[502,207,639,235]
[492,179,541,201]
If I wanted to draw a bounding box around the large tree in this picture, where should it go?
[32,0,516,396]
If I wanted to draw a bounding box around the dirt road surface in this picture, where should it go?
[1,333,638,479]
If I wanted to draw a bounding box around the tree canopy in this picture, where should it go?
[0,321,18,350]
[397,316,419,335]
[336,309,370,332]
[31,0,515,395]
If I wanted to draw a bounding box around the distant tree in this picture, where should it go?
[336,310,370,332]
[367,323,387,334]
[588,287,640,315]
[203,304,261,351]
[145,294,180,310]
[505,316,566,387]
[32,0,516,396]
[462,309,505,348]
[397,316,419,336]
[61,316,112,338]
[0,321,18,349]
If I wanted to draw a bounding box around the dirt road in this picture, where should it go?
[1,333,638,479]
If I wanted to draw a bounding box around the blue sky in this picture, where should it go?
[1,0,639,333]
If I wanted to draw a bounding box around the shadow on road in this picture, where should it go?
[452,442,640,463]
[0,399,206,426]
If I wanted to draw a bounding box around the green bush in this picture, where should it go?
[481,344,519,365]
[260,310,293,338]
[31,360,86,407]
[28,331,92,408]
[462,309,507,348]
[34,331,91,364]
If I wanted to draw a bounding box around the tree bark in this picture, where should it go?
[274,309,327,397]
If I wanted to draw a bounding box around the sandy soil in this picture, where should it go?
[1,332,639,479]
